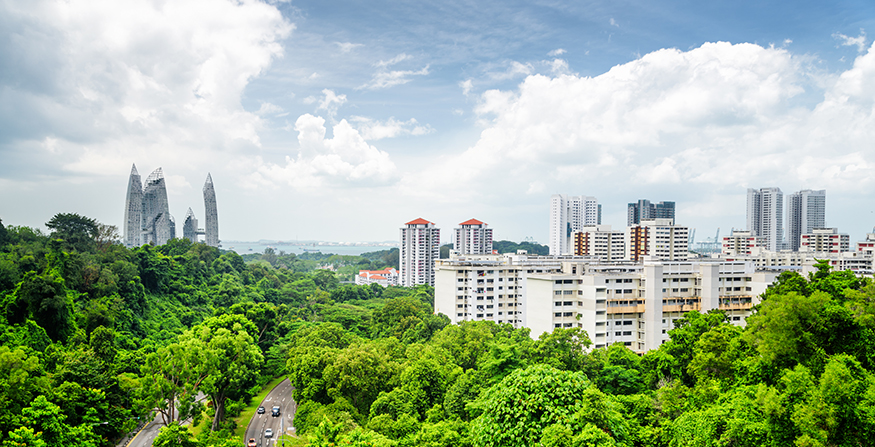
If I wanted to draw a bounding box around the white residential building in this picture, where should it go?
[787,189,826,251]
[399,218,440,287]
[747,187,784,251]
[799,228,849,253]
[355,268,399,287]
[454,219,493,255]
[433,253,778,353]
[625,218,689,262]
[549,194,600,255]
[572,225,625,261]
[721,230,767,256]
[855,231,875,256]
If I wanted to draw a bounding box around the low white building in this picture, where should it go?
[433,252,778,353]
[799,228,850,253]
[625,218,689,262]
[721,230,767,256]
[355,268,399,287]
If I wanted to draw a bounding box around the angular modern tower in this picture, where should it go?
[141,168,175,246]
[203,173,219,247]
[182,208,199,244]
[123,164,143,248]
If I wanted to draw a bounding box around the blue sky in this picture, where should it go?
[2,0,875,244]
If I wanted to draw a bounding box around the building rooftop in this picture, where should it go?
[405,218,433,225]
[459,218,485,226]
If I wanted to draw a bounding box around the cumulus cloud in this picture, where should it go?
[487,61,534,81]
[350,116,435,140]
[460,79,474,96]
[548,49,567,56]
[243,114,398,189]
[834,30,867,53]
[1,0,293,178]
[405,41,875,211]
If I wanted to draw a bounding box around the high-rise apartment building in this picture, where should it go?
[625,218,689,262]
[627,200,676,226]
[454,219,493,255]
[203,173,219,247]
[400,218,440,287]
[786,189,826,251]
[572,225,625,261]
[747,187,783,251]
[549,194,600,255]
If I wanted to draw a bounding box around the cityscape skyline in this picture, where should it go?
[2,1,875,244]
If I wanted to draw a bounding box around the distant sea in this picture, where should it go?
[223,241,398,256]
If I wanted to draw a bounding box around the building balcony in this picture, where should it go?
[606,304,646,314]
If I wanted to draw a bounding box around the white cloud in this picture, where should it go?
[359,65,430,90]
[610,18,619,27]
[548,48,566,56]
[460,79,474,96]
[833,30,867,53]
[315,89,347,120]
[376,53,413,67]
[548,59,572,75]
[487,61,534,81]
[406,41,875,213]
[243,114,398,189]
[256,102,284,116]
[2,0,293,177]
[350,116,435,140]
[335,41,364,53]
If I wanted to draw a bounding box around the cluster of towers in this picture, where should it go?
[123,164,219,248]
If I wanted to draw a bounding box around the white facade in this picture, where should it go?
[572,225,625,261]
[355,268,399,287]
[549,194,599,255]
[454,219,493,254]
[625,218,689,262]
[399,218,440,287]
[434,254,778,352]
[799,228,849,253]
[787,189,826,251]
[721,230,767,256]
[747,187,784,251]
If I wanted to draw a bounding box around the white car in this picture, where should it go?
[264,428,273,438]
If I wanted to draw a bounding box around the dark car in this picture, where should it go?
[271,406,281,417]
[256,406,265,414]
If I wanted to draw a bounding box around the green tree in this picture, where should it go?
[45,213,98,252]
[152,422,201,447]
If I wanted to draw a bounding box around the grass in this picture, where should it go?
[232,376,288,439]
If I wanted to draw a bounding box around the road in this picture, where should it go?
[123,393,207,447]
[244,379,296,447]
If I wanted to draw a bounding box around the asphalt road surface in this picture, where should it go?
[123,392,207,447]
[244,379,296,447]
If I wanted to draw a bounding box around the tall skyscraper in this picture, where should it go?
[400,218,440,287]
[203,173,219,247]
[123,164,143,248]
[627,199,676,226]
[786,189,826,251]
[454,219,493,254]
[182,208,199,244]
[549,194,599,255]
[747,187,783,251]
[141,168,175,246]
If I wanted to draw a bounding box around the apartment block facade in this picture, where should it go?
[747,187,784,251]
[572,225,625,261]
[399,218,440,287]
[786,189,826,251]
[434,253,778,353]
[454,219,493,255]
[721,230,767,256]
[799,228,849,253]
[549,194,600,255]
[624,218,689,262]
[627,199,676,226]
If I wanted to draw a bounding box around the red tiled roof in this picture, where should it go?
[370,275,387,280]
[459,218,484,225]
[406,218,432,225]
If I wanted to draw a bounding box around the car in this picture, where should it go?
[256,406,265,414]
[247,438,257,447]
[271,406,281,417]
[264,429,273,438]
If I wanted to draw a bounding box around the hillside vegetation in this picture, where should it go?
[1,214,875,447]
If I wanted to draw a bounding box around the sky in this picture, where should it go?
[2,0,875,245]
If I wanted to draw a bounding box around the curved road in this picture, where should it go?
[244,379,297,447]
